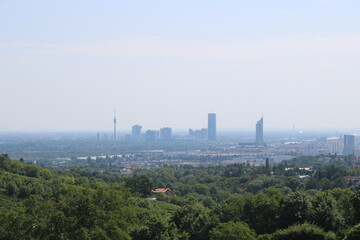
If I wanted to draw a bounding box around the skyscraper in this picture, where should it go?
[343,135,355,156]
[189,128,207,139]
[146,130,156,142]
[327,138,340,155]
[160,127,172,140]
[256,117,264,146]
[113,110,117,141]
[208,113,216,141]
[132,125,142,142]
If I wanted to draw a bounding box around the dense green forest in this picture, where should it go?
[1,154,360,239]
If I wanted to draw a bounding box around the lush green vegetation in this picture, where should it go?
[1,154,360,239]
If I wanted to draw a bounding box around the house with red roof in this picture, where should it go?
[151,188,176,196]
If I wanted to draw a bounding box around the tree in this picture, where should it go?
[25,165,40,178]
[264,158,271,176]
[309,192,344,231]
[125,174,154,197]
[270,223,336,240]
[214,195,244,223]
[328,188,353,226]
[350,191,360,224]
[243,189,284,234]
[280,192,311,228]
[0,210,28,240]
[6,182,18,196]
[209,221,256,240]
[344,223,360,240]
[172,201,218,240]
[131,214,168,240]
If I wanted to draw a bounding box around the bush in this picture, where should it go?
[270,223,336,240]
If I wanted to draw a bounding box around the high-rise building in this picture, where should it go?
[208,113,216,141]
[146,130,156,142]
[160,127,172,140]
[327,137,340,155]
[343,135,355,156]
[255,117,264,146]
[113,110,117,141]
[132,125,142,142]
[189,128,207,139]
[125,134,131,142]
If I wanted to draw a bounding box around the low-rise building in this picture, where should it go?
[151,188,176,196]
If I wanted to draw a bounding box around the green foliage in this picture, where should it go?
[2,154,360,238]
[350,191,360,224]
[270,223,336,240]
[0,156,137,239]
[125,174,153,197]
[169,196,185,206]
[201,196,215,208]
[0,210,29,240]
[172,200,219,240]
[209,221,256,240]
[131,214,168,240]
[344,223,360,240]
[243,188,284,233]
[264,158,271,176]
[0,155,44,179]
[280,192,311,227]
[214,194,244,223]
[309,192,344,231]
[328,188,354,226]
[18,186,136,239]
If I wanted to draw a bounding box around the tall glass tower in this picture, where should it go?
[113,110,117,141]
[343,135,355,156]
[132,125,142,142]
[208,113,216,141]
[256,117,264,146]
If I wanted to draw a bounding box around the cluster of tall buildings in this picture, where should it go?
[324,135,356,156]
[109,111,360,156]
[127,113,217,142]
[111,112,265,144]
[188,113,217,141]
[128,125,173,142]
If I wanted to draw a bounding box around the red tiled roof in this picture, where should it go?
[152,188,170,193]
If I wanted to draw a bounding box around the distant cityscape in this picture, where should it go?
[100,112,264,144]
[98,112,357,157]
[1,111,359,174]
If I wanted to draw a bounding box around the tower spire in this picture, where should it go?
[113,110,117,141]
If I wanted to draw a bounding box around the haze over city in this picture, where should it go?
[3,2,360,239]
[1,0,360,131]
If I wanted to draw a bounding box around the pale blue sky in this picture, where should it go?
[1,0,360,131]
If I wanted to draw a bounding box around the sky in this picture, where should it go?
[1,0,360,132]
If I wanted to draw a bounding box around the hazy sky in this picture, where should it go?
[1,0,360,131]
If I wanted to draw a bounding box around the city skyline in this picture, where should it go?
[1,1,360,131]
[2,1,360,238]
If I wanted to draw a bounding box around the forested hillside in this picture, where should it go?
[1,154,360,240]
